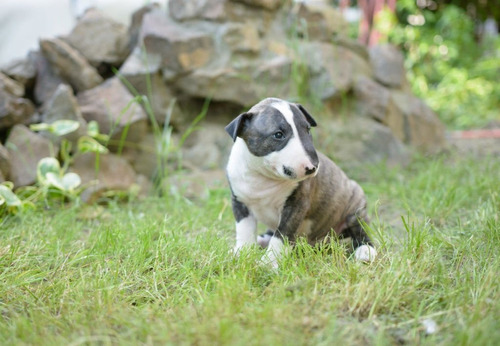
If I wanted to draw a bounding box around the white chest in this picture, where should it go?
[227,140,298,229]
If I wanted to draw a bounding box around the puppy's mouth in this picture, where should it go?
[282,165,296,179]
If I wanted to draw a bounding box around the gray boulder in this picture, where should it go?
[391,91,446,153]
[32,51,65,105]
[40,38,103,92]
[0,143,10,182]
[325,117,411,167]
[292,2,348,42]
[0,56,37,87]
[119,48,183,127]
[369,44,408,89]
[0,73,35,130]
[139,10,215,75]
[41,84,88,143]
[64,8,130,67]
[70,152,137,202]
[5,125,54,187]
[300,42,372,101]
[169,0,227,21]
[77,77,148,146]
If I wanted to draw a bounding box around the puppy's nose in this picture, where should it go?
[305,165,317,176]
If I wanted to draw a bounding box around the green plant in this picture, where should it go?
[382,0,500,129]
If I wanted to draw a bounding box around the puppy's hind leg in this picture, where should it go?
[257,230,274,249]
[344,215,377,263]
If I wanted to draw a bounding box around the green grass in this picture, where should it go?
[1,153,499,345]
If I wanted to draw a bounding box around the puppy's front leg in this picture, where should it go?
[231,193,257,252]
[262,189,308,270]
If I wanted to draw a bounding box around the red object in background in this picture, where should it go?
[449,129,500,139]
[357,0,396,46]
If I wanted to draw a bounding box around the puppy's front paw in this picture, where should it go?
[354,245,377,263]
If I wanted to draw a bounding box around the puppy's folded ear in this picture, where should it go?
[225,112,252,141]
[296,104,317,127]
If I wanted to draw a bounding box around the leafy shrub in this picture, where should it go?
[383,0,500,129]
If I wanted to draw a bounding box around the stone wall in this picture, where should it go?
[0,0,446,198]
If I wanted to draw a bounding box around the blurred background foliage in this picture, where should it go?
[371,0,500,130]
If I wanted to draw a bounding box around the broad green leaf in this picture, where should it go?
[37,157,61,185]
[45,172,65,190]
[0,185,22,207]
[87,121,100,138]
[87,121,109,142]
[61,173,81,191]
[49,120,80,137]
[30,123,50,132]
[78,136,109,154]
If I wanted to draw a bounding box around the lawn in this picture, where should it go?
[0,152,499,345]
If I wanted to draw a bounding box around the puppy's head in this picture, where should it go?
[225,98,319,180]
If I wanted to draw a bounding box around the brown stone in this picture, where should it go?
[369,44,407,89]
[232,0,284,11]
[223,22,261,53]
[64,8,130,66]
[32,51,65,105]
[0,56,36,87]
[325,117,411,168]
[0,143,10,180]
[77,77,148,146]
[119,49,183,127]
[169,0,226,21]
[40,38,103,92]
[129,4,161,49]
[391,91,446,153]
[139,11,214,74]
[41,84,88,143]
[70,152,137,202]
[5,125,54,187]
[300,42,372,101]
[293,2,348,42]
[0,73,35,130]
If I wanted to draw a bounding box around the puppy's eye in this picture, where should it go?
[273,131,284,139]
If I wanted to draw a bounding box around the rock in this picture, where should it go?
[232,0,283,11]
[0,143,10,180]
[139,10,215,74]
[353,75,405,142]
[169,0,227,21]
[0,72,25,97]
[41,84,88,143]
[63,8,130,67]
[293,2,348,42]
[181,122,233,170]
[0,73,36,130]
[77,77,148,146]
[390,91,446,153]
[129,3,161,49]
[40,38,103,92]
[70,152,137,202]
[5,124,54,187]
[300,42,372,101]
[369,44,407,89]
[120,133,159,179]
[222,22,261,53]
[325,117,411,167]
[0,56,37,87]
[119,48,183,127]
[32,51,65,105]
[167,169,227,200]
[176,55,291,106]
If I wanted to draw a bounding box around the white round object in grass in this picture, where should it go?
[354,245,377,262]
